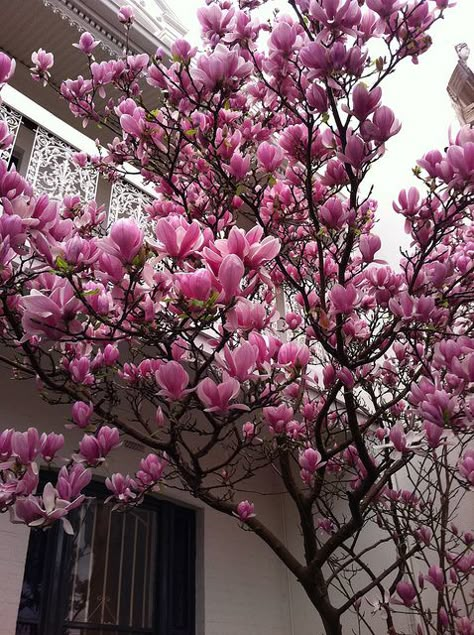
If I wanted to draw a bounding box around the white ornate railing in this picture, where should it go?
[0,103,22,163]
[108,179,154,229]
[0,100,155,229]
[26,126,98,202]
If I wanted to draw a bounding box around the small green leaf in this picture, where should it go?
[55,257,69,272]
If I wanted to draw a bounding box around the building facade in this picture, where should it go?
[447,42,474,126]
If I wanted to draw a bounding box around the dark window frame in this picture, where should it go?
[16,475,196,635]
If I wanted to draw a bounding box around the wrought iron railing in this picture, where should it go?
[0,102,153,227]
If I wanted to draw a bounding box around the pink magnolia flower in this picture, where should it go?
[228,152,251,180]
[337,132,369,170]
[177,269,213,303]
[425,565,445,591]
[270,21,298,54]
[359,234,382,262]
[320,197,348,229]
[171,39,197,63]
[0,52,15,86]
[361,106,401,144]
[263,404,294,434]
[78,426,120,465]
[423,421,445,448]
[309,0,361,33]
[349,83,382,121]
[14,467,39,497]
[285,312,302,329]
[390,423,407,453]
[39,432,64,462]
[118,5,135,24]
[192,44,252,91]
[414,525,433,546]
[105,473,137,503]
[100,219,144,264]
[73,32,100,55]
[155,216,203,259]
[196,377,243,412]
[257,142,284,172]
[235,499,255,522]
[306,83,329,112]
[15,482,82,533]
[21,278,82,340]
[69,357,94,385]
[300,42,334,73]
[0,120,13,151]
[223,342,258,381]
[136,453,167,486]
[11,428,40,464]
[31,49,54,83]
[455,617,474,635]
[394,580,417,607]
[337,367,355,389]
[242,421,256,439]
[56,464,91,501]
[218,254,244,302]
[155,361,190,401]
[299,448,323,474]
[278,342,310,368]
[366,0,402,18]
[0,429,13,461]
[197,4,235,43]
[103,344,120,366]
[329,283,359,314]
[458,449,474,485]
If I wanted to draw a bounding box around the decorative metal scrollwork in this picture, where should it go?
[26,126,98,201]
[108,179,154,231]
[0,103,22,163]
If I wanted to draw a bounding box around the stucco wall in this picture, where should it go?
[0,370,294,635]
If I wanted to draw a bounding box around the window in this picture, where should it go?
[16,480,196,635]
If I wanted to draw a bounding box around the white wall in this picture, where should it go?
[0,369,295,635]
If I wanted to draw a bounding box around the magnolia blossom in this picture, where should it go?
[155,361,190,401]
[30,49,54,83]
[73,32,100,54]
[0,52,15,87]
[235,500,255,522]
[100,218,144,264]
[197,377,244,413]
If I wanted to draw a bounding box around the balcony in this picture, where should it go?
[0,89,154,228]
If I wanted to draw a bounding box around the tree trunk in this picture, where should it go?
[320,612,343,635]
[303,580,342,635]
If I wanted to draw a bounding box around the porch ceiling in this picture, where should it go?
[0,0,164,144]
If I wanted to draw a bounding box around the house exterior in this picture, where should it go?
[0,2,320,634]
[447,43,474,125]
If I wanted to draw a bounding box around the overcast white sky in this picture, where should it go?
[171,0,473,263]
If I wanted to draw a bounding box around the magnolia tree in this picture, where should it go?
[0,0,473,633]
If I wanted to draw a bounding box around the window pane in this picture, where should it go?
[67,501,96,623]
[16,479,194,635]
[17,528,49,625]
[64,502,157,630]
[15,626,39,635]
